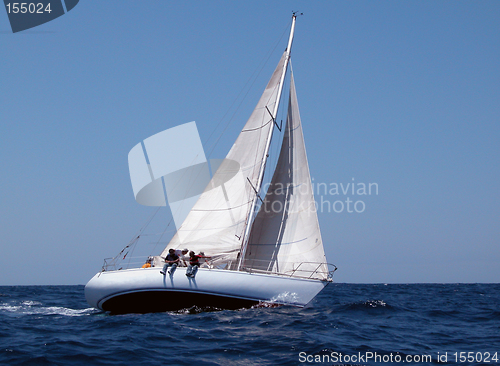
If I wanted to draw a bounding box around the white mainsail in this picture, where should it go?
[162,53,288,260]
[244,73,328,280]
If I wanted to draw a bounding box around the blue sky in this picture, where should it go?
[1,1,499,285]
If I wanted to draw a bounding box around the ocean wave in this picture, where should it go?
[1,284,499,366]
[338,299,397,312]
[0,301,97,317]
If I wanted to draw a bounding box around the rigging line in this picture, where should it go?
[139,231,176,236]
[112,205,161,263]
[265,58,293,183]
[163,31,290,250]
[240,101,273,245]
[126,239,137,269]
[133,177,183,257]
[267,64,291,190]
[153,22,292,259]
[238,15,297,270]
[255,67,290,208]
[203,22,290,153]
[248,78,284,179]
[136,206,161,238]
[151,224,170,256]
[203,21,292,162]
[248,107,269,211]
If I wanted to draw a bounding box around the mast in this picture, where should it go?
[237,14,297,270]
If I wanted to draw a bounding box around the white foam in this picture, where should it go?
[21,300,42,306]
[33,306,97,316]
[0,302,97,316]
[269,291,299,304]
[0,304,21,312]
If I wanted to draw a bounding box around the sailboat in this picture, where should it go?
[85,14,336,314]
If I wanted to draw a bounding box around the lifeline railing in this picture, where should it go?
[100,255,337,282]
[238,260,337,281]
[101,256,153,272]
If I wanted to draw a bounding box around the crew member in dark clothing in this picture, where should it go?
[161,248,180,276]
[185,251,211,278]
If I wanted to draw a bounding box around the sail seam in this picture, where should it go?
[189,200,252,212]
[241,119,273,132]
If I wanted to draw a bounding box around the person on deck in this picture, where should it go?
[198,252,210,268]
[185,251,211,278]
[175,248,190,267]
[160,249,180,276]
[141,257,152,268]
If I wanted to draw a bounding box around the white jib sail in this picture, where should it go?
[162,52,288,261]
[244,73,329,280]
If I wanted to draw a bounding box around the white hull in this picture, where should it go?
[85,267,328,313]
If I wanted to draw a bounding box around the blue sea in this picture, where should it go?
[1,284,499,365]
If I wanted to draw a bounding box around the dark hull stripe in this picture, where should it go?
[101,290,260,314]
